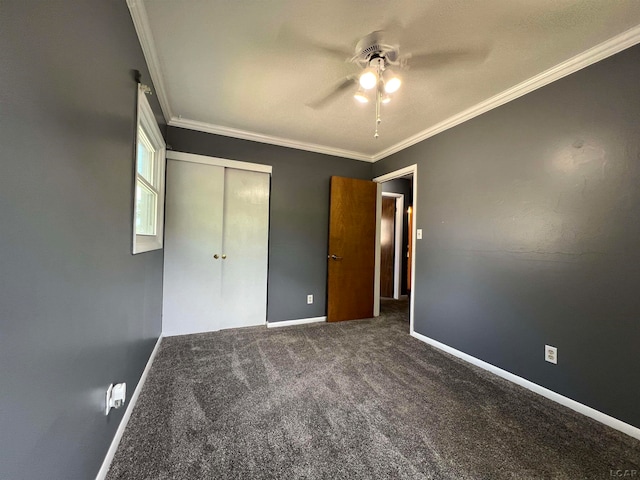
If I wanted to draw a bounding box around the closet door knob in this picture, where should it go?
[213,254,219,259]
[222,254,227,259]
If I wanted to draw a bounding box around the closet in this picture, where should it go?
[162,151,271,336]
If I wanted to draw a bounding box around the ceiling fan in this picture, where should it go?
[280,26,489,138]
[319,30,405,138]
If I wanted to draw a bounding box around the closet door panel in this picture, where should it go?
[220,168,270,329]
[162,160,225,336]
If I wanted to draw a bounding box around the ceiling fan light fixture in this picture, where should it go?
[381,94,391,104]
[354,88,369,103]
[383,69,401,93]
[359,68,378,90]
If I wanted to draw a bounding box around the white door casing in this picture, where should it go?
[373,164,418,334]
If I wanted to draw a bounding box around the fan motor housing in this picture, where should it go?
[353,31,399,68]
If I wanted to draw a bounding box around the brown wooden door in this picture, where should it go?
[380,196,395,298]
[327,176,377,322]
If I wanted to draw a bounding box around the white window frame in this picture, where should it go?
[132,84,166,254]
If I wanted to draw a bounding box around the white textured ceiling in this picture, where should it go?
[130,0,640,161]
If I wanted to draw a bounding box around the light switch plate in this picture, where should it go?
[417,229,423,240]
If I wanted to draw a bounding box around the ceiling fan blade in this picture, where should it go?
[374,18,405,46]
[306,75,358,109]
[277,26,352,61]
[401,47,490,70]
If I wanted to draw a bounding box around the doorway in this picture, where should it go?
[374,165,417,333]
[380,192,404,299]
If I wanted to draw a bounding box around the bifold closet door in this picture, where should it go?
[219,168,270,329]
[163,160,225,336]
[162,159,270,336]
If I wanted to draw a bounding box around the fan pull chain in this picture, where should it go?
[374,88,381,139]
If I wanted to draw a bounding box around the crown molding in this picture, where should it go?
[169,117,375,162]
[127,0,372,161]
[127,0,173,122]
[371,24,640,162]
[127,3,640,163]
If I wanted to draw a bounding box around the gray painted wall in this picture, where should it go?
[5,2,637,477]
[1,2,165,478]
[373,45,640,429]
[381,179,413,294]
[167,127,373,322]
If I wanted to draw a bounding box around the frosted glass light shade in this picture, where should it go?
[354,89,369,103]
[383,69,401,93]
[359,68,378,90]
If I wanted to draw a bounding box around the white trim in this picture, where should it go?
[126,0,173,122]
[375,165,416,183]
[267,316,327,328]
[127,0,372,161]
[410,171,416,335]
[373,164,417,334]
[410,331,640,441]
[170,117,374,163]
[166,150,272,174]
[381,192,404,300]
[95,336,163,480]
[372,24,640,162]
[127,9,640,164]
[393,195,404,300]
[373,184,382,317]
[133,85,166,254]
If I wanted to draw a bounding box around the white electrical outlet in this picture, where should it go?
[545,345,558,364]
[105,382,127,415]
[307,294,313,304]
[417,229,423,240]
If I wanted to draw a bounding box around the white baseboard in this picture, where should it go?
[267,316,327,328]
[95,336,163,480]
[410,330,640,441]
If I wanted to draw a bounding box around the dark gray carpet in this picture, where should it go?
[107,299,639,479]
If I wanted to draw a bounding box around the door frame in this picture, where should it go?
[163,150,272,335]
[373,165,417,333]
[380,192,404,299]
[166,150,272,174]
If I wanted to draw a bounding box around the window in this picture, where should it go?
[132,84,166,254]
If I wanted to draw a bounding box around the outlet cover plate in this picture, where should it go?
[105,384,114,415]
[307,294,313,304]
[545,345,558,364]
